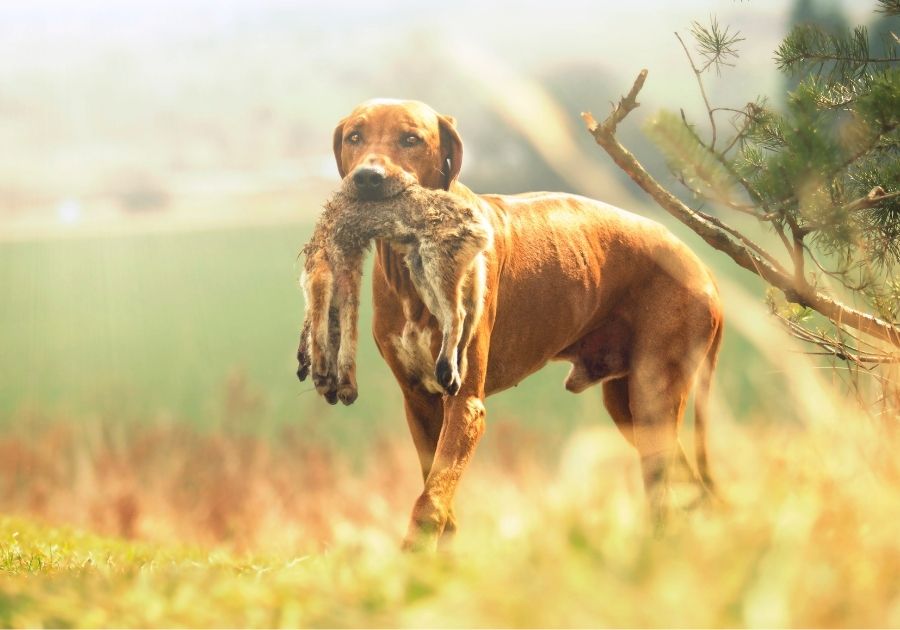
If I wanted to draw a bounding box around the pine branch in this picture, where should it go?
[776,25,898,79]
[694,206,790,275]
[689,17,744,76]
[847,151,900,269]
[674,167,789,271]
[662,106,778,216]
[583,70,900,348]
[785,213,808,291]
[876,0,900,17]
[797,188,900,237]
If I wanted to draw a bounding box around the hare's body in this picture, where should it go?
[299,185,493,404]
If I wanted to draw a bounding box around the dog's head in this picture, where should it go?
[332,99,463,200]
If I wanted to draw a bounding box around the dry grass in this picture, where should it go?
[0,411,423,554]
[1,391,899,626]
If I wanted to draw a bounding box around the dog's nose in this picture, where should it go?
[352,167,385,192]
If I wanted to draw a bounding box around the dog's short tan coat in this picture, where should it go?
[299,99,724,550]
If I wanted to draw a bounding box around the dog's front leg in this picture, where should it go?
[402,338,489,552]
[402,393,485,551]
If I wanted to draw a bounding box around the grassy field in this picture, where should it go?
[2,222,899,626]
[1,415,899,628]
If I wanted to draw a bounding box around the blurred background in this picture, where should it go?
[0,0,888,547]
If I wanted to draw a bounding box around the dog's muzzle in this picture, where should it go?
[345,166,414,201]
[352,167,386,198]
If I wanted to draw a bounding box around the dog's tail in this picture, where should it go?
[694,318,723,494]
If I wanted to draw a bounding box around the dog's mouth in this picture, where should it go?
[351,186,404,201]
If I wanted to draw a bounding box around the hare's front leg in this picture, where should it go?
[303,258,340,404]
[296,316,311,381]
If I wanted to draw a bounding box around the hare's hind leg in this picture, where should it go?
[418,243,484,396]
[454,252,488,385]
[333,253,364,405]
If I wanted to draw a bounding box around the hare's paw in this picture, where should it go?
[297,338,312,381]
[435,356,461,396]
[312,371,339,405]
[337,380,358,406]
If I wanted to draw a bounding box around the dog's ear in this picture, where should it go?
[332,117,348,179]
[438,114,463,190]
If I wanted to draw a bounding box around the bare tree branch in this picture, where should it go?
[806,246,872,292]
[846,186,899,212]
[596,68,647,136]
[675,172,772,222]
[675,32,718,149]
[796,187,900,237]
[719,109,753,156]
[784,213,808,291]
[774,312,900,365]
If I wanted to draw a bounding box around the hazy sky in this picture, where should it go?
[0,0,886,224]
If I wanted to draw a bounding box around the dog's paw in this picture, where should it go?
[435,357,461,396]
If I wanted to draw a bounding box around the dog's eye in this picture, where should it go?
[346,131,361,145]
[402,134,421,147]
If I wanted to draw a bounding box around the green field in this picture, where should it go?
[0,222,780,443]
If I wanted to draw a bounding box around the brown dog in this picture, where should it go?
[303,98,724,550]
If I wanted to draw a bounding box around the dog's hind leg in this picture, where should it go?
[603,376,706,507]
[628,285,720,531]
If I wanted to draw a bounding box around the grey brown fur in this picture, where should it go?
[297,185,493,405]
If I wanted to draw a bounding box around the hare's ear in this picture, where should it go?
[438,115,463,190]
[333,117,348,179]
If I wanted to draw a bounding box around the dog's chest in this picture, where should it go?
[390,320,443,394]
